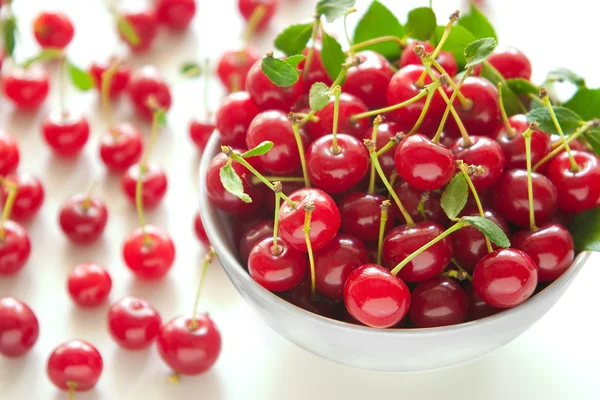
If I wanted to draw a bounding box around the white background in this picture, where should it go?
[1,0,599,399]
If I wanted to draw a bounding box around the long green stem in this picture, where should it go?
[540,89,579,172]
[497,82,516,138]
[0,181,17,241]
[409,85,436,136]
[416,10,459,86]
[291,122,311,188]
[331,86,342,154]
[377,200,390,265]
[523,126,537,232]
[303,203,316,298]
[190,248,215,330]
[434,68,470,142]
[430,58,472,110]
[272,188,282,254]
[368,116,383,194]
[348,35,405,54]
[533,121,596,171]
[101,60,121,131]
[302,17,321,81]
[343,9,357,57]
[242,4,266,44]
[251,176,305,185]
[457,160,492,253]
[451,258,472,282]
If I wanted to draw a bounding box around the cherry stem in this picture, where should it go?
[348,36,405,55]
[271,183,283,255]
[302,16,321,82]
[343,8,357,57]
[190,247,215,330]
[533,120,597,171]
[409,78,443,136]
[377,200,390,265]
[168,374,181,384]
[101,60,121,132]
[0,180,17,241]
[243,4,266,44]
[522,124,538,231]
[82,180,98,211]
[368,116,383,195]
[67,381,77,400]
[331,86,342,154]
[290,121,311,188]
[430,58,472,110]
[450,258,472,282]
[434,68,471,142]
[229,74,241,93]
[417,192,428,220]
[497,82,516,138]
[540,88,579,172]
[59,55,68,117]
[303,202,317,299]
[251,176,305,185]
[294,112,319,123]
[203,58,211,119]
[443,268,472,282]
[375,135,402,157]
[365,140,415,227]
[391,221,464,276]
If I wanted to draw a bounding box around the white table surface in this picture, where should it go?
[1,0,599,399]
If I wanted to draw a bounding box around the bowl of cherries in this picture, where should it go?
[199,2,600,372]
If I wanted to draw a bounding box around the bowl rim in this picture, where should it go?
[199,132,590,335]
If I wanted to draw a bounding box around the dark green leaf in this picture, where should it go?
[353,0,404,59]
[2,15,17,57]
[241,141,274,158]
[261,56,301,87]
[564,88,600,121]
[67,62,94,91]
[320,31,345,81]
[405,7,437,41]
[117,15,140,46]
[180,62,202,77]
[155,109,167,127]
[441,173,468,220]
[526,106,583,135]
[220,161,252,203]
[458,3,497,41]
[430,25,475,69]
[274,23,314,56]
[583,129,600,158]
[462,216,510,248]
[309,82,331,111]
[547,68,586,89]
[316,0,356,23]
[480,61,524,116]
[506,78,539,96]
[464,37,497,68]
[569,207,600,252]
[22,48,63,68]
[284,54,307,69]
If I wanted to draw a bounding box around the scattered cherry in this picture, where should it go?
[121,163,168,209]
[155,0,197,29]
[122,226,175,280]
[47,340,103,392]
[89,59,131,97]
[0,297,39,357]
[339,192,396,242]
[217,49,259,92]
[194,212,210,246]
[107,296,162,350]
[1,173,45,220]
[118,9,159,52]
[246,58,304,111]
[99,123,144,172]
[409,277,468,328]
[487,46,532,80]
[41,111,90,156]
[2,66,50,109]
[237,0,279,31]
[215,91,261,147]
[189,119,215,151]
[33,11,74,49]
[128,66,172,121]
[343,51,394,109]
[67,263,112,307]
[0,221,31,275]
[0,133,19,175]
[248,237,307,292]
[59,193,108,244]
[450,136,505,190]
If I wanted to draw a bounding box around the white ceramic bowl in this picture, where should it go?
[198,132,590,372]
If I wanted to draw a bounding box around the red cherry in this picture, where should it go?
[239,219,273,261]
[189,119,214,151]
[288,278,343,319]
[311,93,369,140]
[59,193,108,244]
[118,9,158,52]
[299,42,333,90]
[399,41,458,78]
[513,223,575,282]
[343,264,410,328]
[0,133,19,175]
[278,188,341,252]
[394,134,455,191]
[472,248,538,309]
[89,60,131,97]
[41,111,90,156]
[306,134,370,194]
[128,66,172,121]
[382,221,453,282]
[409,277,468,328]
[314,233,369,299]
[464,284,499,321]
[107,296,162,350]
[0,297,39,357]
[343,51,394,109]
[487,46,532,80]
[450,136,505,190]
[246,59,304,111]
[216,49,259,92]
[547,151,600,213]
[495,114,551,169]
[33,11,74,49]
[215,91,261,147]
[123,226,175,280]
[47,340,103,392]
[493,170,557,228]
[99,123,144,172]
[362,122,403,176]
[121,163,168,209]
[339,192,396,243]
[2,66,50,109]
[155,0,196,29]
[1,173,44,220]
[157,314,221,375]
[237,0,279,31]
[393,181,448,225]
[248,237,307,292]
[194,212,210,246]
[0,221,31,275]
[67,263,112,307]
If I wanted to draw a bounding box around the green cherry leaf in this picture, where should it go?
[506,78,539,96]
[2,15,17,57]
[480,61,524,116]
[67,61,95,91]
[180,62,202,77]
[220,161,252,204]
[405,7,437,41]
[320,31,345,81]
[309,82,331,111]
[526,106,583,135]
[116,15,140,46]
[241,141,274,158]
[261,55,301,87]
[316,0,356,23]
[464,37,497,68]
[430,25,475,69]
[546,68,586,89]
[564,88,600,120]
[22,48,63,68]
[274,23,314,56]
[440,173,468,220]
[458,3,497,41]
[284,54,307,69]
[353,0,404,59]
[569,207,600,252]
[583,129,600,158]
[462,216,510,248]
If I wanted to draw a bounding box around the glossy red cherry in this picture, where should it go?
[41,111,90,156]
[189,119,214,151]
[343,51,394,109]
[339,192,396,243]
[464,284,499,321]
[394,134,455,191]
[279,188,341,252]
[487,46,532,80]
[89,59,131,97]
[157,314,221,375]
[59,193,108,244]
[47,340,103,392]
[1,173,44,220]
[362,122,403,176]
[493,170,557,228]
[246,58,304,111]
[248,237,307,292]
[121,163,168,209]
[311,93,369,140]
[409,277,468,328]
[513,223,574,282]
[123,226,175,280]
[472,248,538,309]
[450,136,505,190]
[0,221,31,275]
[0,133,19,175]
[237,0,279,31]
[495,114,551,169]
[288,279,342,319]
[217,49,259,92]
[2,66,50,109]
[343,263,410,328]
[0,297,39,357]
[239,219,273,261]
[314,233,369,299]
[99,123,144,172]
[299,42,333,90]
[382,221,453,282]
[33,11,74,49]
[67,263,112,307]
[118,9,158,52]
[215,91,261,147]
[128,66,172,121]
[547,151,600,213]
[393,181,448,225]
[155,0,196,29]
[399,41,458,78]
[194,212,210,246]
[107,296,162,350]
[306,134,370,194]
